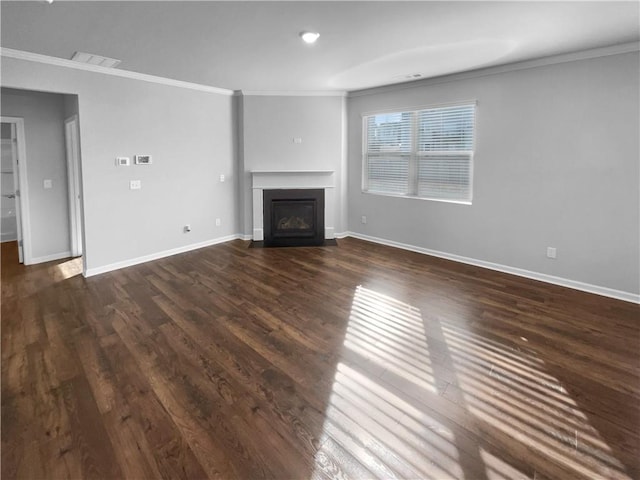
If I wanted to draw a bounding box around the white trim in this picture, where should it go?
[239,234,253,241]
[361,99,478,118]
[238,90,347,97]
[4,42,636,98]
[1,116,32,265]
[251,170,337,241]
[1,48,234,96]
[84,234,241,277]
[64,115,83,257]
[349,41,640,98]
[251,170,335,175]
[30,251,71,264]
[253,228,264,241]
[334,231,350,239]
[345,231,640,304]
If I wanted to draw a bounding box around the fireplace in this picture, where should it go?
[263,189,325,247]
[251,170,335,242]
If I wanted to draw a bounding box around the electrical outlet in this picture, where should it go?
[184,224,191,233]
[361,215,367,224]
[129,180,141,190]
[546,247,557,259]
[215,218,221,227]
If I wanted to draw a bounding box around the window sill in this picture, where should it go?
[361,190,472,206]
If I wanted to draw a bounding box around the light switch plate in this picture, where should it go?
[43,179,53,189]
[116,156,130,166]
[134,155,152,165]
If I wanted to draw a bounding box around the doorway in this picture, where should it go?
[1,89,84,269]
[0,117,29,263]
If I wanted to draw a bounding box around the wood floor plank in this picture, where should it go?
[2,238,638,479]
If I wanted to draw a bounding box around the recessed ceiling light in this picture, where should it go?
[300,32,320,44]
[71,51,121,68]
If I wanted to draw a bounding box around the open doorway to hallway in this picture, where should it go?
[1,88,84,268]
[1,118,27,263]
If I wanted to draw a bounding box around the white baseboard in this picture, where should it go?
[81,230,639,304]
[84,235,241,277]
[28,251,72,265]
[345,231,640,304]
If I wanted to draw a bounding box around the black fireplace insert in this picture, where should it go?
[263,189,325,247]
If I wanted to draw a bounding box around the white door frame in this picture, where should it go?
[1,116,31,264]
[64,115,83,257]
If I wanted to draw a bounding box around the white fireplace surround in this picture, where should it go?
[251,170,336,241]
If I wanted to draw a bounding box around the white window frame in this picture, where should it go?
[362,101,476,205]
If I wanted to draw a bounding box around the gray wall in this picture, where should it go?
[3,50,637,297]
[1,57,237,273]
[1,88,71,260]
[347,51,640,295]
[238,94,346,236]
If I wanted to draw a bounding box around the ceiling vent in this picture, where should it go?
[70,51,121,68]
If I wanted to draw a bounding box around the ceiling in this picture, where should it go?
[2,1,638,92]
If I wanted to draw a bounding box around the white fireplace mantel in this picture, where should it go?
[251,170,336,241]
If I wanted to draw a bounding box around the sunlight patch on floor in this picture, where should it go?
[312,286,478,480]
[53,258,82,280]
[439,322,628,478]
[312,285,631,479]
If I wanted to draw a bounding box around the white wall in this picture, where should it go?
[347,51,640,297]
[238,94,346,237]
[1,88,71,260]
[1,57,237,274]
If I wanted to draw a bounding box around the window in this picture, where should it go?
[363,103,475,203]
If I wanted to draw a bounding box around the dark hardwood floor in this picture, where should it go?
[1,238,638,479]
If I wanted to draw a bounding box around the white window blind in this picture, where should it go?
[363,103,475,203]
[364,113,412,195]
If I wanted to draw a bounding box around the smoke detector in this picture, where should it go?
[70,51,121,68]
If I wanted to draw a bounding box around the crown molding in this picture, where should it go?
[0,47,234,96]
[349,41,640,98]
[4,40,636,99]
[237,90,347,97]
